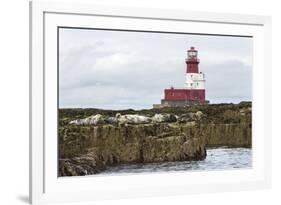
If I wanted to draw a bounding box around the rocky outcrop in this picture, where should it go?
[203,123,251,147]
[59,122,206,176]
[59,102,252,176]
[59,122,251,176]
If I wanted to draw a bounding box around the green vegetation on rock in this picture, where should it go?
[58,102,251,176]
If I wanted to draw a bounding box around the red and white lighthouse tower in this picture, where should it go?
[157,46,207,107]
[185,47,206,92]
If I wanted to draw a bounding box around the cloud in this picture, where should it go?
[59,28,252,109]
[204,60,252,103]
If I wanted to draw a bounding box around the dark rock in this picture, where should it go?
[59,154,106,176]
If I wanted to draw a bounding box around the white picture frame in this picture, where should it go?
[29,1,272,204]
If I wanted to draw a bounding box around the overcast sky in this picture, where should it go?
[59,28,252,109]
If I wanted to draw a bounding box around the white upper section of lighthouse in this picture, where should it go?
[185,73,206,89]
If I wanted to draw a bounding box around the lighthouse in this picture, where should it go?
[154,47,208,108]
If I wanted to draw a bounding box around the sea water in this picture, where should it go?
[100,147,252,175]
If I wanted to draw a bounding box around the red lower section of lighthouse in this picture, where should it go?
[164,88,205,102]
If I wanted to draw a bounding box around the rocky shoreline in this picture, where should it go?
[58,102,252,176]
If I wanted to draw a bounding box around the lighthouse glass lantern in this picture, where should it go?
[188,47,197,59]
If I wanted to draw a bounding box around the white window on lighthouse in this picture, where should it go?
[188,51,197,58]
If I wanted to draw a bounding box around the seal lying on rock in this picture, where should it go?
[69,112,203,126]
[152,113,177,123]
[115,113,151,125]
[69,114,152,125]
[69,114,105,126]
[105,116,118,125]
[178,111,203,123]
